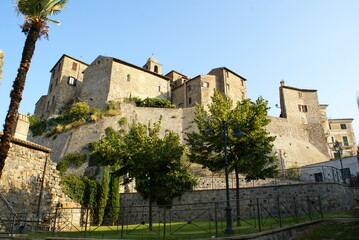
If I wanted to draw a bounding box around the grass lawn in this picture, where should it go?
[293,219,359,240]
[25,212,359,240]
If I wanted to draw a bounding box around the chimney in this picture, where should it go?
[12,113,30,141]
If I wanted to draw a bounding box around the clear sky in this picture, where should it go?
[1,0,359,141]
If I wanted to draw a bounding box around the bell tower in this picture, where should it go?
[143,57,162,74]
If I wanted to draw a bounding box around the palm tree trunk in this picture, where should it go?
[0,26,40,178]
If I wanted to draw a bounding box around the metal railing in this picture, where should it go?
[45,195,323,239]
[193,166,359,190]
[0,191,16,236]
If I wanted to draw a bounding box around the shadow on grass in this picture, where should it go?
[26,212,359,240]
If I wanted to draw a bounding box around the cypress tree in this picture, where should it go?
[95,165,110,225]
[106,163,120,225]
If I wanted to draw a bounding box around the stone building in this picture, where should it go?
[328,118,356,157]
[30,54,356,171]
[34,55,246,117]
[35,55,88,119]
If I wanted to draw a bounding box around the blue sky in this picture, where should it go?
[1,0,359,140]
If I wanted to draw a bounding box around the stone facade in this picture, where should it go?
[34,55,247,118]
[35,55,88,119]
[29,55,357,173]
[0,135,80,223]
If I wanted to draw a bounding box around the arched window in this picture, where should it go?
[154,65,158,73]
[126,74,131,82]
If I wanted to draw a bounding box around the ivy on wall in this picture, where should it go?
[56,153,87,175]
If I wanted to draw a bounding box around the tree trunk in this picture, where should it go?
[235,167,241,226]
[0,26,40,178]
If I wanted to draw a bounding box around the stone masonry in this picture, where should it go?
[0,135,80,225]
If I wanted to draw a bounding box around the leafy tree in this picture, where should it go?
[0,0,67,177]
[106,163,120,225]
[91,121,197,229]
[89,127,126,166]
[120,121,197,229]
[94,165,110,226]
[186,90,277,225]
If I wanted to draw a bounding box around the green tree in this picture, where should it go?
[120,121,197,229]
[106,163,120,225]
[0,0,67,177]
[91,121,197,229]
[186,90,277,225]
[90,127,127,167]
[94,165,110,226]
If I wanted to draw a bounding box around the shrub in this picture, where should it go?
[125,96,175,108]
[60,174,98,208]
[68,102,90,122]
[28,115,47,136]
[56,153,87,175]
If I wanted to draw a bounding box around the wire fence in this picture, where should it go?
[39,195,323,239]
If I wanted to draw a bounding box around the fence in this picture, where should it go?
[194,166,359,191]
[0,191,21,236]
[45,195,323,240]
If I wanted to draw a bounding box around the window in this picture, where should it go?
[68,77,76,86]
[72,62,78,71]
[298,105,308,112]
[331,136,335,144]
[298,92,303,98]
[46,101,50,110]
[49,83,53,93]
[241,80,244,86]
[187,85,191,91]
[55,77,58,86]
[340,124,347,129]
[329,124,332,130]
[58,63,62,72]
[126,74,131,82]
[226,71,229,77]
[158,86,161,92]
[52,95,55,104]
[154,65,158,73]
[188,97,192,105]
[314,173,323,182]
[202,81,209,88]
[343,136,349,146]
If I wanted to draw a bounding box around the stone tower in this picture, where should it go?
[143,57,162,74]
[279,81,330,157]
[34,55,88,119]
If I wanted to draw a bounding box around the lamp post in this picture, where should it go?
[221,120,235,234]
[204,120,242,234]
[334,141,344,182]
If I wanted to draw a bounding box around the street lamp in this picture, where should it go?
[334,141,344,182]
[203,120,243,234]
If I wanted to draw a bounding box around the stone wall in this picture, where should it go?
[0,137,80,222]
[29,103,330,175]
[119,183,355,223]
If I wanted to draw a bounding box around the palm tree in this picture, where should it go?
[0,0,67,178]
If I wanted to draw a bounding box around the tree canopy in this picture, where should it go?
[186,89,277,181]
